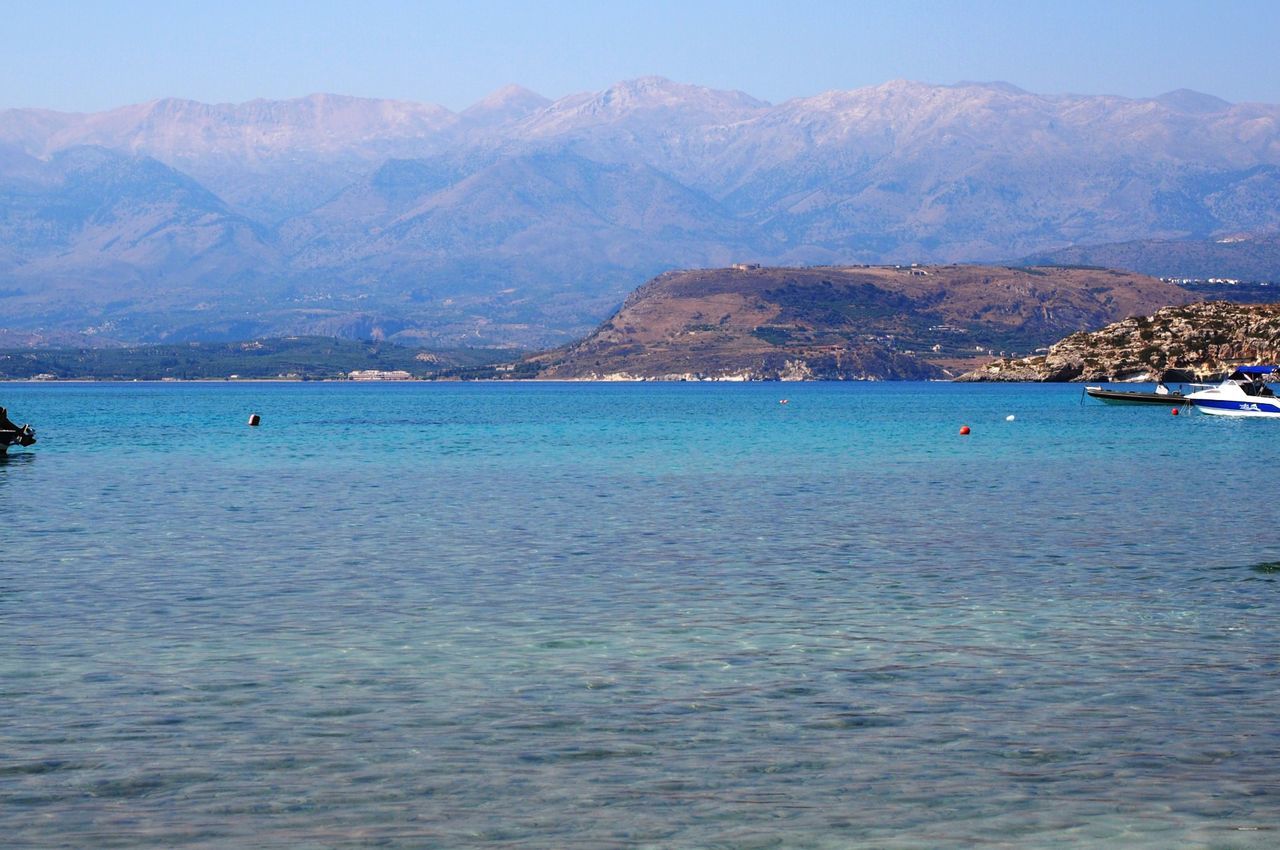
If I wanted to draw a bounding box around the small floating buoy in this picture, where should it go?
[779,399,789,405]
[247,413,261,427]
[959,425,970,435]
[1171,408,1179,416]
[1005,414,1015,422]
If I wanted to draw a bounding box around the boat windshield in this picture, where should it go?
[1225,372,1276,396]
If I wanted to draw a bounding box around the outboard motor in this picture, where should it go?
[0,406,36,453]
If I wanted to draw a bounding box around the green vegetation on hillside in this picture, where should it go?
[958,301,1280,382]
[0,337,516,381]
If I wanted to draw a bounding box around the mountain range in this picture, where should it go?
[4,78,1280,347]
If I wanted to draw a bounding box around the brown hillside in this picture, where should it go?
[531,265,1192,380]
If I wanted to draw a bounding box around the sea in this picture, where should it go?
[2,381,1277,849]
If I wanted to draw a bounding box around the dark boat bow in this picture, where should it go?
[1084,386,1186,405]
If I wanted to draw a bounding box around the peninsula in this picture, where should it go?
[522,265,1190,380]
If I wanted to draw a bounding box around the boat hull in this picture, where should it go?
[1085,387,1185,405]
[1185,366,1280,417]
[1188,397,1280,417]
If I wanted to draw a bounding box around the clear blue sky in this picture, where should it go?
[2,0,1278,111]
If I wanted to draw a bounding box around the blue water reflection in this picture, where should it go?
[2,382,1277,848]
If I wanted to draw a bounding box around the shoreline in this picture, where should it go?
[2,376,1084,385]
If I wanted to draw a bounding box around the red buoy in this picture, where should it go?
[959,425,971,435]
[1171,408,1179,416]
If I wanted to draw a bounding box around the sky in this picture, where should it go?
[2,0,1278,112]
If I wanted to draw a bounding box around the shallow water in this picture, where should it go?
[2,382,1277,848]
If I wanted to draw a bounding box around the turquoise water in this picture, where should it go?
[2,381,1277,849]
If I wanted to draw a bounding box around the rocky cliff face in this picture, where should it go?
[958,301,1280,381]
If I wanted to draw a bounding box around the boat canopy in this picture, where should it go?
[1233,365,1277,375]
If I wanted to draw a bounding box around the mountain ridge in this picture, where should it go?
[4,78,1280,346]
[1022,231,1280,280]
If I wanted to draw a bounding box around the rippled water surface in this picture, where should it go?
[2,382,1278,848]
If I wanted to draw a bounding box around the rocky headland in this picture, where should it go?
[526,264,1189,380]
[957,301,1280,381]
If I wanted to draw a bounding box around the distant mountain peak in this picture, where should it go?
[475,83,547,104]
[609,75,683,93]
[952,80,1030,96]
[461,84,552,126]
[871,78,934,94]
[861,78,1035,100]
[512,76,770,140]
[1154,88,1232,114]
[593,76,769,111]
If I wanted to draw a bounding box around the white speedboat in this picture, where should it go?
[1186,365,1280,417]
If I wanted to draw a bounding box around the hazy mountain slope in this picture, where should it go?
[2,94,458,159]
[2,78,1280,345]
[7,80,1280,244]
[1024,231,1280,280]
[2,94,463,222]
[278,152,770,335]
[0,146,278,337]
[707,81,1280,259]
